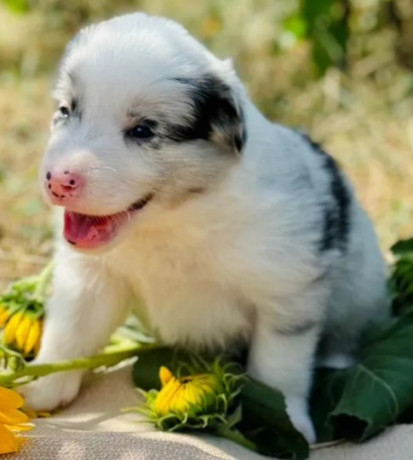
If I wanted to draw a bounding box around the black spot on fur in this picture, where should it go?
[299,133,351,252]
[71,97,82,120]
[167,75,246,153]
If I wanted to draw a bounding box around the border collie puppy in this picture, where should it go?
[23,13,389,442]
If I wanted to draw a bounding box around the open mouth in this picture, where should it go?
[64,193,153,250]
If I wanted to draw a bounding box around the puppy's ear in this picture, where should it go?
[178,75,247,154]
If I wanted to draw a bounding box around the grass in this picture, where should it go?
[0,1,412,289]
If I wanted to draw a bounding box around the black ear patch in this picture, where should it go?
[169,75,246,154]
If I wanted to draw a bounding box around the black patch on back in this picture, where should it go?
[167,75,246,153]
[299,133,351,252]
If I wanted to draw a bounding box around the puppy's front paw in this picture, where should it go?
[285,396,316,444]
[19,371,83,411]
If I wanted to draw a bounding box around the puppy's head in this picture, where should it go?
[41,13,246,251]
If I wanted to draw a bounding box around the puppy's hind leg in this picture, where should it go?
[316,348,356,370]
[316,282,390,370]
[20,249,130,411]
[316,324,358,370]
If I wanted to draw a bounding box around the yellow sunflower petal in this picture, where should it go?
[15,315,32,351]
[159,366,174,387]
[24,319,41,355]
[170,386,191,414]
[0,423,18,454]
[153,371,220,417]
[154,380,182,415]
[156,378,180,402]
[3,312,24,345]
[183,384,202,406]
[0,307,11,328]
[0,409,29,425]
[0,387,24,410]
[5,423,34,432]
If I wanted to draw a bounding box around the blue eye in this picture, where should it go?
[126,123,156,140]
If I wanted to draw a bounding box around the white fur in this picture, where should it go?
[22,13,389,443]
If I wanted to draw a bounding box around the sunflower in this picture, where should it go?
[0,387,33,454]
[140,359,243,432]
[3,311,43,356]
[153,366,222,417]
[0,264,51,358]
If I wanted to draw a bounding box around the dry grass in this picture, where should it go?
[0,1,412,289]
[0,78,52,287]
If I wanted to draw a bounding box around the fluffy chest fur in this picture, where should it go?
[104,161,324,349]
[114,215,255,348]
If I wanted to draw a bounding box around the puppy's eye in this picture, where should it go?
[59,106,70,118]
[125,123,155,140]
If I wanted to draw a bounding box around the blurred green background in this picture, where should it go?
[0,0,413,287]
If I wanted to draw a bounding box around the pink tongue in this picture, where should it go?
[64,210,128,249]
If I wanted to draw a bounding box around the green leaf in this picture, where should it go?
[390,239,413,315]
[313,312,413,441]
[310,368,349,442]
[300,0,349,75]
[239,378,309,459]
[225,403,243,430]
[391,238,413,256]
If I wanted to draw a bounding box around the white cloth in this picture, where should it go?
[5,365,413,459]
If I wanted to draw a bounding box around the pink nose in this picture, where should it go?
[45,170,84,202]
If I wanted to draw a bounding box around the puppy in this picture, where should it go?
[24,13,389,443]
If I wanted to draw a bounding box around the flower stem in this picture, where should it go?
[33,262,54,301]
[0,343,161,387]
[216,425,259,452]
